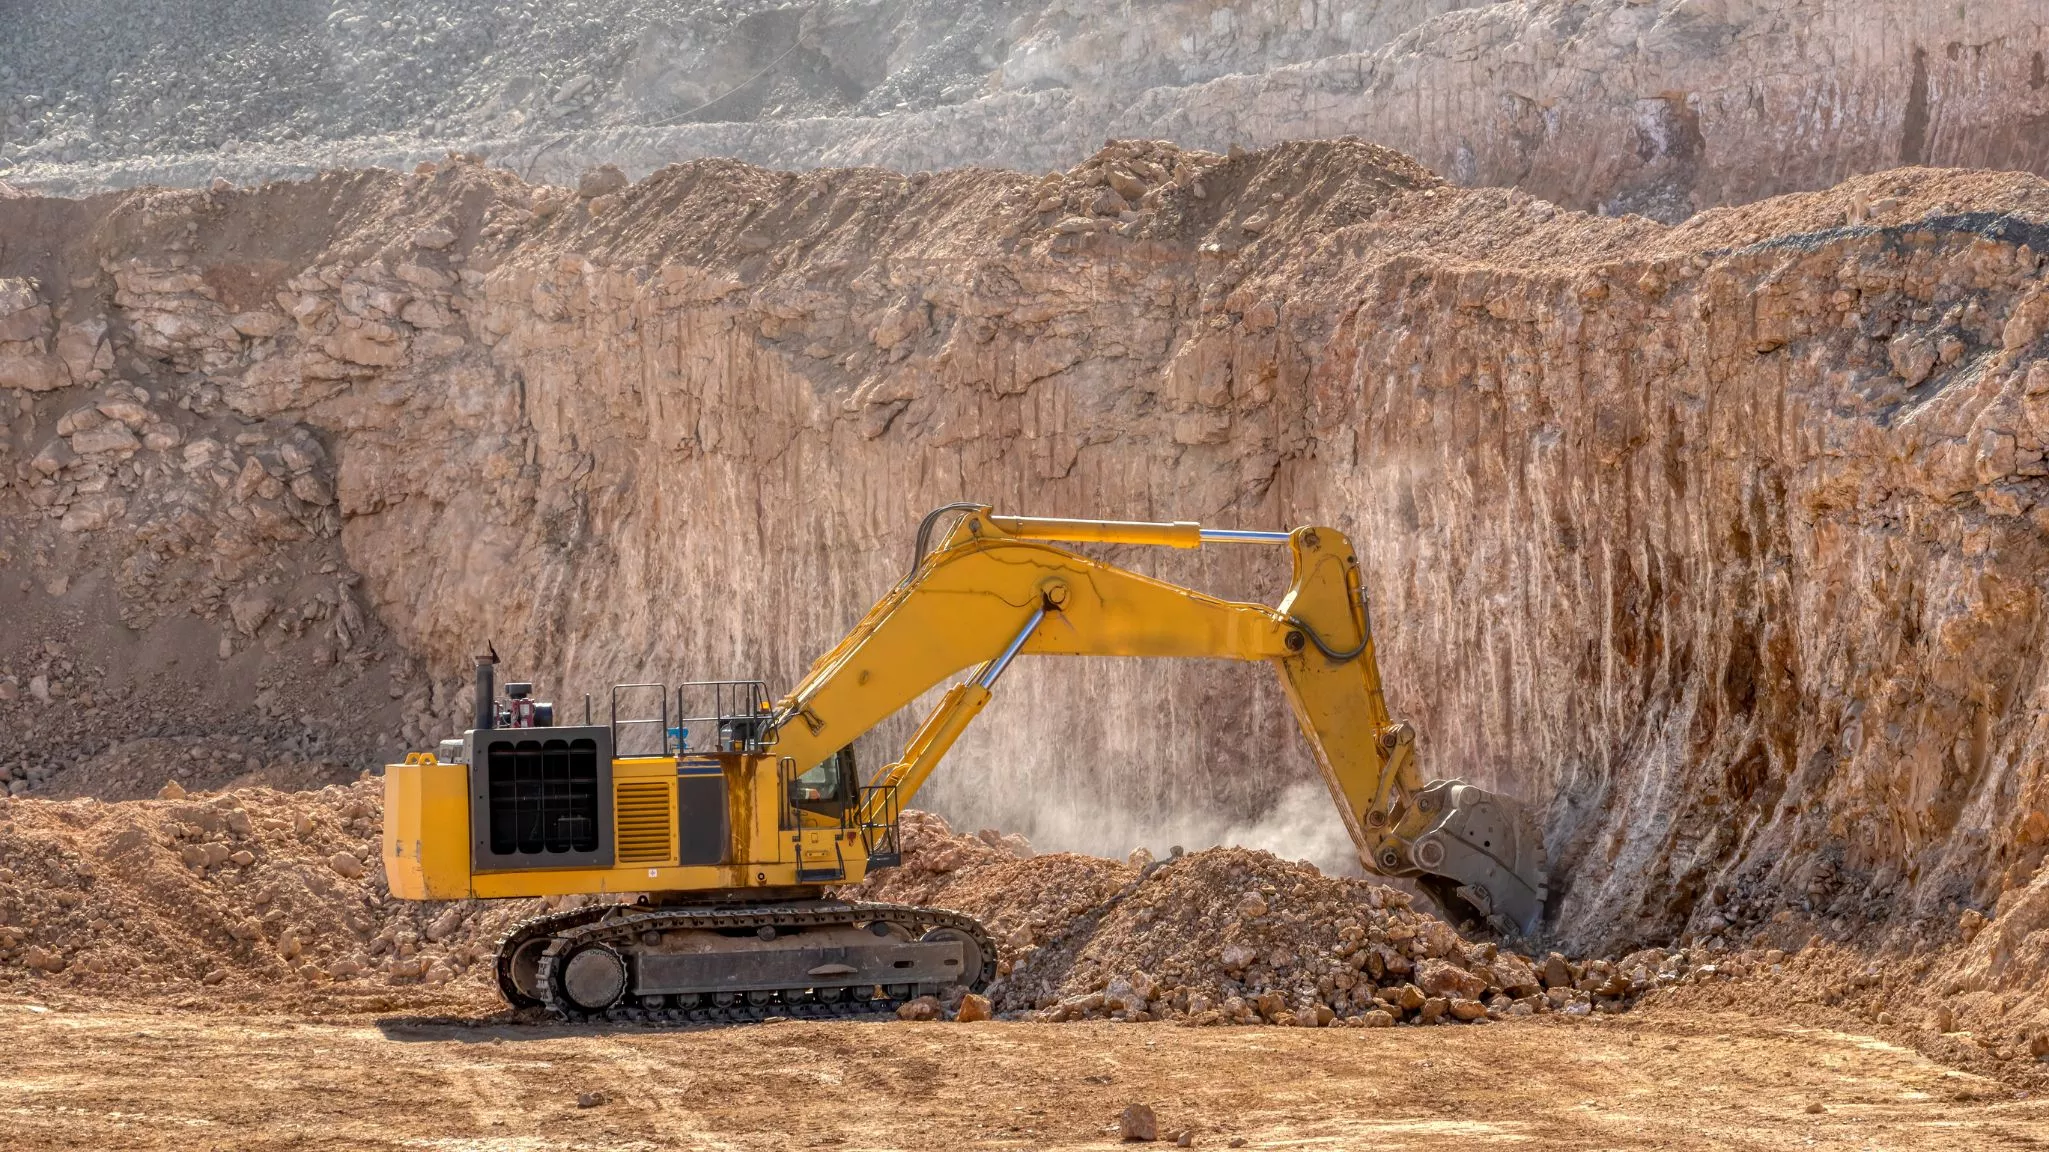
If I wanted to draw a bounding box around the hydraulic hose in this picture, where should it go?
[1285,590,1374,663]
[906,501,986,582]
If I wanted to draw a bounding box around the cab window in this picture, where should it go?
[791,745,858,818]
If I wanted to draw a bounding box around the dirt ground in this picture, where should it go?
[2,994,2041,1152]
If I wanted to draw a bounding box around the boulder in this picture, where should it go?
[69,421,140,456]
[1490,952,1542,996]
[1541,952,1575,989]
[30,439,76,476]
[229,593,275,636]
[59,494,126,533]
[0,278,49,342]
[411,226,458,251]
[1417,958,1488,1001]
[56,404,105,436]
[96,398,150,427]
[578,165,629,199]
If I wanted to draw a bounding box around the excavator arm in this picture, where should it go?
[769,506,1549,935]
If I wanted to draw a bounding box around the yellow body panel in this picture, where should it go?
[381,750,878,900]
[461,846,871,899]
[382,753,472,901]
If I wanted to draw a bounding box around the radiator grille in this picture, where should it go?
[614,779,675,866]
[485,737,600,855]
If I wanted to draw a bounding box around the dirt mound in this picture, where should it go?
[0,780,539,1015]
[851,819,2048,1077]
[0,792,1752,1030]
[847,811,1757,1028]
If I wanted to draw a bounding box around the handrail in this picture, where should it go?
[673,679,776,754]
[609,682,669,757]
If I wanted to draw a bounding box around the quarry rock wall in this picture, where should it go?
[4,144,2049,957]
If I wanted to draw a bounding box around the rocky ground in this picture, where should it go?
[4,996,2046,1151]
[0,784,1644,1030]
[4,788,2044,1095]
[1,802,2044,1151]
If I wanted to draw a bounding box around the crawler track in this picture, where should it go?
[500,901,997,1025]
[494,903,616,1009]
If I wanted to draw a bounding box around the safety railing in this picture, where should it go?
[608,683,669,758]
[673,680,777,755]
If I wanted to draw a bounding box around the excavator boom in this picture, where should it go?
[770,505,1548,934]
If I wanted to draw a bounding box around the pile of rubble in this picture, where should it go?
[850,810,1775,1027]
[0,779,533,1013]
[1030,139,1229,239]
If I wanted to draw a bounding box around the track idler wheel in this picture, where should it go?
[559,944,629,1012]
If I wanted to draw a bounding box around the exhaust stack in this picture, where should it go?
[474,642,500,731]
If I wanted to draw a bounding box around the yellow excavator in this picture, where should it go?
[382,505,1547,1022]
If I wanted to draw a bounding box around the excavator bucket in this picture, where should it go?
[1401,780,1549,938]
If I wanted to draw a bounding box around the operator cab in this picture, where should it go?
[790,745,859,820]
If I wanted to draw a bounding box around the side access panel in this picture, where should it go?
[677,757,730,867]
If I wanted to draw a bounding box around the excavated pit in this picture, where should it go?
[2,135,2048,1073]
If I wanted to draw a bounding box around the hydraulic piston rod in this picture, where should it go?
[990,516,1294,549]
[975,605,1047,689]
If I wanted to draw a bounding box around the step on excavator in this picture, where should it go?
[383,505,1548,1023]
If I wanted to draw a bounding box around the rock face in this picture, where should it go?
[5,0,2047,224]
[4,143,2049,961]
